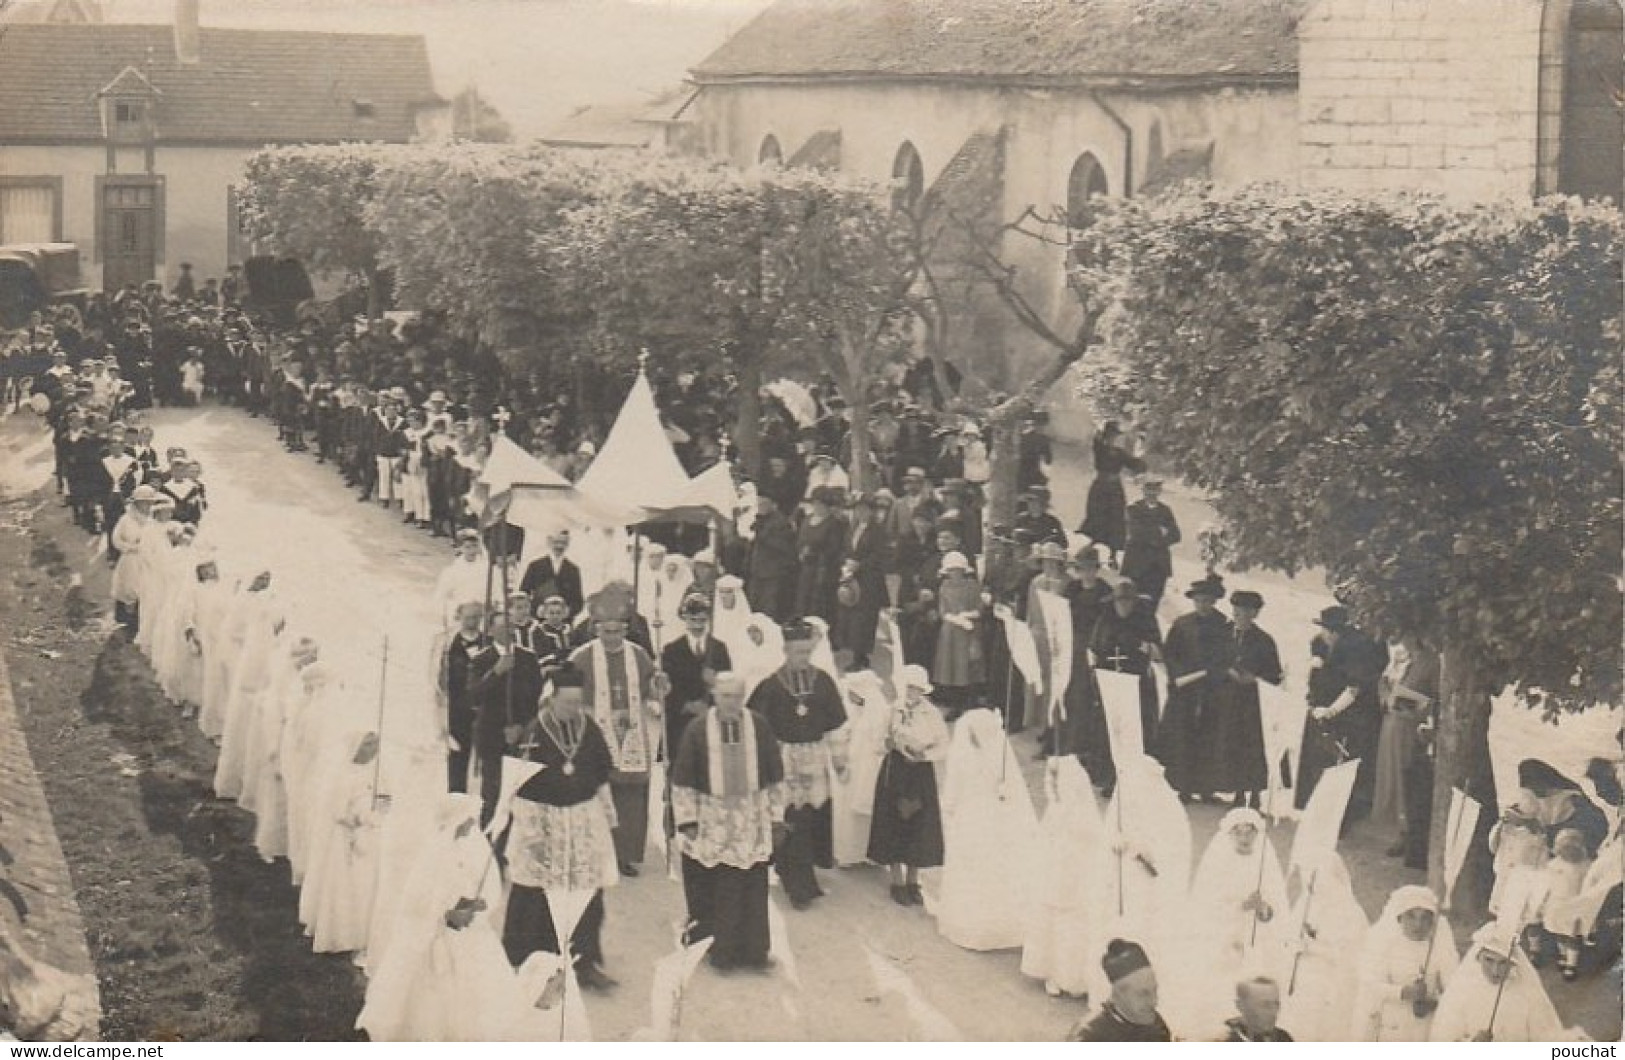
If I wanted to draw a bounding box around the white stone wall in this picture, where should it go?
[1299,0,1548,200]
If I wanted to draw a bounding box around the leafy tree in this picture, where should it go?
[1071,186,1623,896]
[237,144,406,319]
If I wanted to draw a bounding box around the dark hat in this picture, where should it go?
[1186,576,1226,601]
[1111,578,1140,601]
[549,663,586,690]
[782,618,816,643]
[588,583,634,624]
[1230,590,1264,611]
[1314,605,1351,632]
[1101,939,1152,985]
[812,485,845,506]
[1070,545,1101,569]
[678,593,712,619]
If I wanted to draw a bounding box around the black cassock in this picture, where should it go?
[670,710,784,968]
[1205,623,1283,798]
[1054,578,1111,758]
[501,717,614,971]
[747,667,846,905]
[1154,608,1236,797]
[1085,600,1163,792]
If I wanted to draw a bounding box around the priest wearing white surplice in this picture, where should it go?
[569,582,666,877]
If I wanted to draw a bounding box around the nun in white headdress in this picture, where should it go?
[731,612,785,697]
[1022,756,1112,1000]
[803,615,841,683]
[1429,919,1569,1041]
[711,574,752,652]
[1350,884,1458,1041]
[935,707,1038,951]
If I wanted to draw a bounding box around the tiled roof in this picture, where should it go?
[539,87,692,150]
[693,0,1306,86]
[0,23,441,144]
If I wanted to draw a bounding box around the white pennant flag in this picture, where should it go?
[1036,589,1073,725]
[995,605,1043,692]
[646,758,669,869]
[1443,788,1481,908]
[638,937,713,1042]
[546,888,597,950]
[1095,667,1146,764]
[863,946,963,1041]
[1288,759,1359,877]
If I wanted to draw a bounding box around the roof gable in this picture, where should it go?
[693,0,1307,87]
[0,23,441,145]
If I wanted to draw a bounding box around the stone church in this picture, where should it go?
[684,0,1622,422]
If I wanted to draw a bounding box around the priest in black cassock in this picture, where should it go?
[520,530,585,622]
[1210,591,1283,810]
[500,665,619,992]
[1155,576,1236,801]
[672,672,786,971]
[746,619,848,909]
[1086,579,1163,793]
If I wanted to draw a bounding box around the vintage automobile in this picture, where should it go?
[0,242,89,330]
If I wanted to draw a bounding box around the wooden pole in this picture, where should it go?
[370,635,389,811]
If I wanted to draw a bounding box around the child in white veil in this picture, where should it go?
[935,707,1038,951]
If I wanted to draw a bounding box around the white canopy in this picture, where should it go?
[576,369,731,526]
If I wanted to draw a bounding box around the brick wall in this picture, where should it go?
[1300,0,1548,200]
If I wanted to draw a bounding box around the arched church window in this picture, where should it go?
[1066,152,1111,229]
[891,141,925,215]
[758,134,784,168]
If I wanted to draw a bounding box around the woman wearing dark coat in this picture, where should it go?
[793,487,847,623]
[1078,422,1144,561]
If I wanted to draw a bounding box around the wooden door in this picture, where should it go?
[102,182,158,292]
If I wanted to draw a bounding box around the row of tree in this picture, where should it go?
[238,143,921,483]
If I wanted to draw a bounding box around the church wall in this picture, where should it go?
[692,80,1298,442]
[1299,0,1547,200]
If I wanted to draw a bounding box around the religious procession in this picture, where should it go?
[0,0,1620,1047]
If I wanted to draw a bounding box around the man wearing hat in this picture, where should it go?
[1296,605,1388,823]
[745,619,848,908]
[1087,578,1164,791]
[1154,576,1235,801]
[1210,590,1283,810]
[660,593,733,754]
[671,671,786,970]
[1121,478,1181,610]
[371,388,409,510]
[569,583,668,877]
[1015,485,1066,550]
[468,612,545,827]
[1066,939,1173,1041]
[1046,545,1116,756]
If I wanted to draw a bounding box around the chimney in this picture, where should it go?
[174,0,200,64]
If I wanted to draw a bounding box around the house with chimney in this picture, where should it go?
[684,0,1621,427]
[0,0,444,292]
